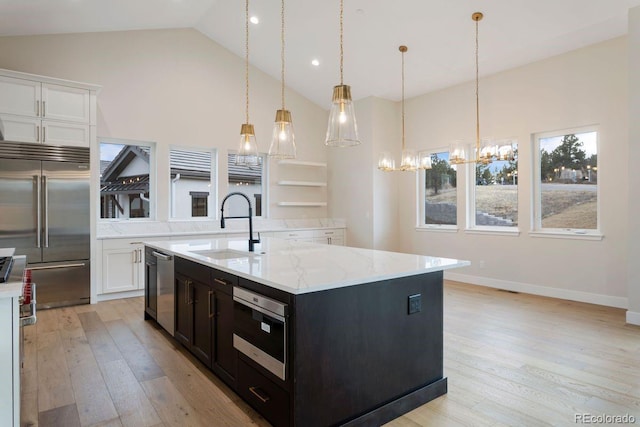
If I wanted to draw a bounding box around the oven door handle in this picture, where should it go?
[233,296,286,323]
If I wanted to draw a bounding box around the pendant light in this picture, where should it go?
[378,46,431,172]
[449,12,514,165]
[236,0,259,167]
[268,0,296,159]
[325,0,360,147]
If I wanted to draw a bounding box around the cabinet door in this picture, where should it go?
[191,281,213,368]
[0,75,40,117]
[0,114,40,144]
[213,291,236,380]
[174,274,192,347]
[42,121,90,147]
[102,247,140,293]
[41,83,90,123]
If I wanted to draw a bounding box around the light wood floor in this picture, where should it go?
[21,281,640,426]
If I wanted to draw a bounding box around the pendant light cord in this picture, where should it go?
[281,0,285,110]
[475,15,480,153]
[339,0,344,86]
[245,0,250,124]
[401,48,405,150]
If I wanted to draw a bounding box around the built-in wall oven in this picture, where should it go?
[233,287,287,380]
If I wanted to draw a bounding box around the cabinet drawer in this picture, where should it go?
[175,256,210,285]
[237,358,290,427]
[211,268,238,294]
[101,238,146,250]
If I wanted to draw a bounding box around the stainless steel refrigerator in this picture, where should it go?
[0,142,90,308]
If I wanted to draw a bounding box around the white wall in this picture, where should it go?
[628,7,640,325]
[397,36,629,308]
[0,29,329,222]
[327,96,402,251]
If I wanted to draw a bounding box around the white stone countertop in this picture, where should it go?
[97,218,346,239]
[144,237,470,295]
[0,254,25,299]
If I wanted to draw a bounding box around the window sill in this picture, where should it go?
[464,227,520,237]
[415,225,458,233]
[168,218,217,222]
[528,230,603,241]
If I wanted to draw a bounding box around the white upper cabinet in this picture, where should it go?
[0,70,97,147]
[0,75,40,117]
[41,83,90,123]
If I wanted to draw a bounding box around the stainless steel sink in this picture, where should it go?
[189,249,262,259]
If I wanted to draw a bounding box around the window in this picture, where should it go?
[170,147,216,219]
[100,138,154,219]
[419,151,457,227]
[190,192,209,217]
[226,152,267,217]
[534,127,598,233]
[470,143,518,229]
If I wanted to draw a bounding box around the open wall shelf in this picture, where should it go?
[277,180,327,187]
[278,160,327,168]
[277,202,327,207]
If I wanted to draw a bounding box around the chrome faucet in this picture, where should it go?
[220,192,260,252]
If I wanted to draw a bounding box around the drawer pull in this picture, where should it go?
[249,386,270,403]
[214,278,229,286]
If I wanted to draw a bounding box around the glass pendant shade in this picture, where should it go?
[419,152,433,169]
[449,140,467,165]
[498,140,515,161]
[378,151,395,171]
[236,123,259,166]
[400,148,418,171]
[479,139,498,164]
[268,109,296,159]
[326,85,360,147]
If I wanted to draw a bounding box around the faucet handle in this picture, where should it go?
[256,232,261,243]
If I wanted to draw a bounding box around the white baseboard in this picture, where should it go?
[96,289,144,302]
[444,272,628,309]
[626,311,640,326]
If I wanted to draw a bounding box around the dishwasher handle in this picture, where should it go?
[152,251,172,261]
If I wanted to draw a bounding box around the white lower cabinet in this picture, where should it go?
[0,296,19,427]
[270,228,345,245]
[314,229,344,245]
[100,239,146,294]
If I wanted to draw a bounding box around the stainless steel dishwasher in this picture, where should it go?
[153,250,174,335]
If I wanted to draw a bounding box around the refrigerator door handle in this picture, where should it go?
[35,175,41,248]
[28,262,86,271]
[42,175,49,248]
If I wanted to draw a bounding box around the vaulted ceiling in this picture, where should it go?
[1,0,638,107]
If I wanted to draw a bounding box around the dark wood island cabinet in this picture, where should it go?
[144,238,469,427]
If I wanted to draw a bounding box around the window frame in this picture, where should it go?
[169,146,218,221]
[530,125,602,240]
[465,141,520,236]
[416,148,459,232]
[99,137,156,221]
[227,151,269,219]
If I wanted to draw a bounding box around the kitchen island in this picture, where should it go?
[144,237,469,427]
